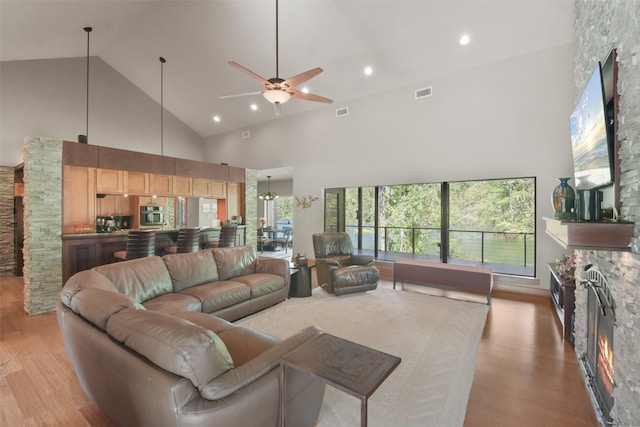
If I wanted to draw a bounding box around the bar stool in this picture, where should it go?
[164,227,201,254]
[208,226,237,248]
[113,230,156,261]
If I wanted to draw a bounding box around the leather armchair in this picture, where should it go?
[312,232,380,296]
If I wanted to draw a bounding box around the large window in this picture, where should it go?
[325,177,535,277]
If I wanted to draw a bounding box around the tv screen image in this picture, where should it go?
[569,63,613,191]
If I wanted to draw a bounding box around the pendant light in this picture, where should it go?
[260,176,279,201]
[79,26,92,144]
[159,56,166,156]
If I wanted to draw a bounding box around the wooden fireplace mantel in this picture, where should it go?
[544,217,635,251]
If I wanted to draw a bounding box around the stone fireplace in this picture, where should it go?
[573,252,639,426]
[579,265,616,424]
[572,1,640,426]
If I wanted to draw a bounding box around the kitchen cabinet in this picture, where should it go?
[227,182,243,219]
[173,176,193,196]
[96,168,124,194]
[63,165,96,234]
[97,195,133,216]
[124,171,149,194]
[149,173,173,196]
[193,178,212,197]
[211,181,226,198]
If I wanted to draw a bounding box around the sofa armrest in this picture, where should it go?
[349,254,375,266]
[199,325,322,400]
[256,256,288,278]
[315,258,339,291]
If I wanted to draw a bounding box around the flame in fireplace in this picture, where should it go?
[597,334,614,396]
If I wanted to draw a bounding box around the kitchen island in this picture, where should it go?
[62,226,245,283]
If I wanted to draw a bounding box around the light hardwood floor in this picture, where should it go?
[0,275,599,426]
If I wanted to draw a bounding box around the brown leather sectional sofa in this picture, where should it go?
[57,246,325,427]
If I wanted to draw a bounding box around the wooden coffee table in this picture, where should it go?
[279,333,401,427]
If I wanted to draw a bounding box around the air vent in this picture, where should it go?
[241,130,250,139]
[415,86,433,99]
[336,107,349,118]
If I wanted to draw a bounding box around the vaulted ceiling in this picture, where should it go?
[1,1,574,140]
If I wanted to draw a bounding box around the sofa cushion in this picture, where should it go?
[162,250,219,292]
[175,312,280,365]
[106,308,234,388]
[174,311,237,335]
[142,293,202,314]
[61,269,119,307]
[213,246,256,281]
[95,256,173,303]
[200,326,322,400]
[232,274,286,298]
[70,288,143,330]
[178,281,251,313]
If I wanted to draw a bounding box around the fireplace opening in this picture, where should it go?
[580,265,615,425]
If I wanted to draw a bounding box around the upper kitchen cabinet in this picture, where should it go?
[211,181,226,198]
[173,176,193,196]
[96,168,124,194]
[192,178,212,197]
[124,171,149,195]
[149,173,173,196]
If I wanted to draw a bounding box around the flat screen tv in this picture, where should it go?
[569,62,614,191]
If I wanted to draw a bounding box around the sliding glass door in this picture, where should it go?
[322,177,535,277]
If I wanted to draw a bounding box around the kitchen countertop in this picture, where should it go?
[62,225,245,239]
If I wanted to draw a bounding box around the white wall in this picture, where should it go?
[204,44,577,287]
[0,57,203,166]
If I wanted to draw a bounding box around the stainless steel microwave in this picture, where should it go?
[140,205,165,226]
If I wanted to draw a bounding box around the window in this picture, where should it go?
[276,196,293,228]
[325,177,535,277]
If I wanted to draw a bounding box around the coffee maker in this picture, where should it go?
[95,216,114,233]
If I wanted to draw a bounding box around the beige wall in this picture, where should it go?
[0,57,204,167]
[204,44,577,287]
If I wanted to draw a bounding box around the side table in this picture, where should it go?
[279,333,401,427]
[289,262,315,298]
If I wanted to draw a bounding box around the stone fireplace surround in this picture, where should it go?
[572,1,640,426]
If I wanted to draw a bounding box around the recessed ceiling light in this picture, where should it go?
[213,115,221,122]
[459,34,470,46]
[250,104,258,111]
[364,66,373,76]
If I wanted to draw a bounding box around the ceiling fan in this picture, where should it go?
[220,0,333,114]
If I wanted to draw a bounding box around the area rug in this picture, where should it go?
[236,287,489,427]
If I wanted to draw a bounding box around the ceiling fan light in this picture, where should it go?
[263,89,291,104]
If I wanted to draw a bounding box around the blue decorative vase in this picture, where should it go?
[552,178,576,219]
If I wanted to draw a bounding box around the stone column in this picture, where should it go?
[0,166,16,275]
[22,137,63,315]
[245,169,257,250]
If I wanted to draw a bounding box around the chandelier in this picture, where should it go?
[260,176,279,201]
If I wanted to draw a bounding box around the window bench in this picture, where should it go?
[392,259,493,304]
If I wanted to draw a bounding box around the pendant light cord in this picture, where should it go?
[160,57,166,156]
[84,27,92,140]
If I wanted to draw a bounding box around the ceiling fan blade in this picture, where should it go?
[219,90,262,99]
[228,61,270,86]
[283,67,323,88]
[290,89,333,104]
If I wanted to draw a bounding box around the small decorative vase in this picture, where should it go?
[552,178,576,219]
